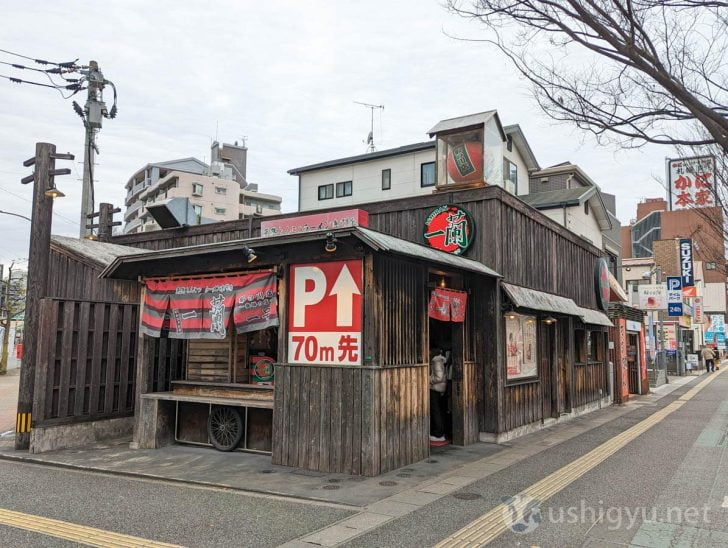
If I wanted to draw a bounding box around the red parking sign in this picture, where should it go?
[288,260,362,365]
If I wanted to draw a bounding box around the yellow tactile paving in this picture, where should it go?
[435,372,721,547]
[0,507,184,548]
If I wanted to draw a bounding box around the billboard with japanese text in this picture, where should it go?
[668,155,716,210]
[287,260,362,365]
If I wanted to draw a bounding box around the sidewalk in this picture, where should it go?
[0,367,19,435]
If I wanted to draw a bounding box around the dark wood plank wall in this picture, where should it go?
[48,248,140,303]
[272,364,427,476]
[33,298,139,426]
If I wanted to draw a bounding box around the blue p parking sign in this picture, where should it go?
[667,276,683,317]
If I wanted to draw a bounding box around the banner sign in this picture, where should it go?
[693,296,703,324]
[638,284,667,310]
[260,209,369,238]
[142,272,278,339]
[595,258,610,311]
[705,314,726,345]
[668,155,716,210]
[288,260,362,365]
[423,205,475,255]
[666,276,682,317]
[428,288,468,322]
[679,239,695,287]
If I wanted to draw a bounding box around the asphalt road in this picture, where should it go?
[0,459,354,547]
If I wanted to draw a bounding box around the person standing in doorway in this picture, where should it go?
[701,345,716,373]
[430,351,448,443]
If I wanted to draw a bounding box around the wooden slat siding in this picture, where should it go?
[104,305,119,414]
[351,370,362,474]
[118,305,133,413]
[361,368,375,476]
[32,299,55,424]
[72,302,91,416]
[297,366,310,467]
[307,367,321,471]
[156,337,168,392]
[271,364,285,465]
[186,339,229,382]
[88,303,106,415]
[318,367,330,472]
[341,368,353,472]
[57,301,75,417]
[330,367,342,472]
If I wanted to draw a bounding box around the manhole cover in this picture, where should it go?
[379,480,398,486]
[327,478,341,483]
[322,485,340,490]
[396,473,411,478]
[260,469,273,474]
[452,492,482,501]
[427,459,439,464]
[401,468,415,472]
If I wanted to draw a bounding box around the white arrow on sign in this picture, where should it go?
[329,264,361,326]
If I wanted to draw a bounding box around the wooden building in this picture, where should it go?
[30,184,613,474]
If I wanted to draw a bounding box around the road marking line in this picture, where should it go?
[0,507,183,547]
[435,372,721,547]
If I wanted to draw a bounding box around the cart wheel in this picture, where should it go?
[208,406,243,451]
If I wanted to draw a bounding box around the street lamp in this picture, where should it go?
[642,266,666,373]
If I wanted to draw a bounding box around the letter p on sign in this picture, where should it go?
[292,266,327,327]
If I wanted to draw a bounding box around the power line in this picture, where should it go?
[0,184,79,227]
[0,47,77,68]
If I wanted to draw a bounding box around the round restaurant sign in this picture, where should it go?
[595,257,610,311]
[423,205,475,255]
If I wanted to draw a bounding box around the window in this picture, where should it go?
[193,204,202,223]
[503,158,518,193]
[192,183,203,196]
[505,313,538,380]
[215,186,227,195]
[382,169,391,191]
[421,162,436,187]
[707,262,717,270]
[336,180,352,197]
[318,184,334,200]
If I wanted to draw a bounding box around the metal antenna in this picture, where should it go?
[354,101,384,153]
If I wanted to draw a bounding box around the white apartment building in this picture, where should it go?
[124,142,281,234]
[288,111,539,212]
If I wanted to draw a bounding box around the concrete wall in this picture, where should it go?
[704,282,727,313]
[540,205,604,248]
[30,417,134,454]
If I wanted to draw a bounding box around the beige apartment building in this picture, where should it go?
[124,141,281,234]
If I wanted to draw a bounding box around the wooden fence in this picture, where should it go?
[33,298,139,426]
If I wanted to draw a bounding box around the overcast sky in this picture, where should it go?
[0,0,672,268]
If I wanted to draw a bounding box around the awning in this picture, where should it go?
[578,306,613,327]
[608,271,628,303]
[501,283,581,316]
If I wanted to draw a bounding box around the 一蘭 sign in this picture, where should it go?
[668,155,716,210]
[288,260,362,365]
[595,258,610,311]
[423,205,475,255]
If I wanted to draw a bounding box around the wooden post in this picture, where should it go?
[15,143,56,450]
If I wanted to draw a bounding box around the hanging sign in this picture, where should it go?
[679,239,694,287]
[423,205,475,255]
[288,260,362,365]
[428,288,467,322]
[638,284,667,310]
[668,155,716,210]
[693,296,703,324]
[594,258,610,311]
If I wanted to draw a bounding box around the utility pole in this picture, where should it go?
[15,142,74,450]
[73,61,117,238]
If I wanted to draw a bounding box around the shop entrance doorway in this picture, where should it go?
[429,317,454,444]
[627,333,640,394]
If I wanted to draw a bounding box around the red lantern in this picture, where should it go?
[446,142,483,183]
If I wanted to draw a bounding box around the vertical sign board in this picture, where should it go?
[668,155,716,210]
[288,260,363,365]
[693,296,703,324]
[679,239,695,287]
[666,276,683,317]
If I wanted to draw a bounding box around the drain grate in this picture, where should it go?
[452,492,482,501]
[327,478,341,483]
[427,459,439,464]
[260,469,273,474]
[379,480,398,486]
[396,473,411,478]
[322,485,340,490]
